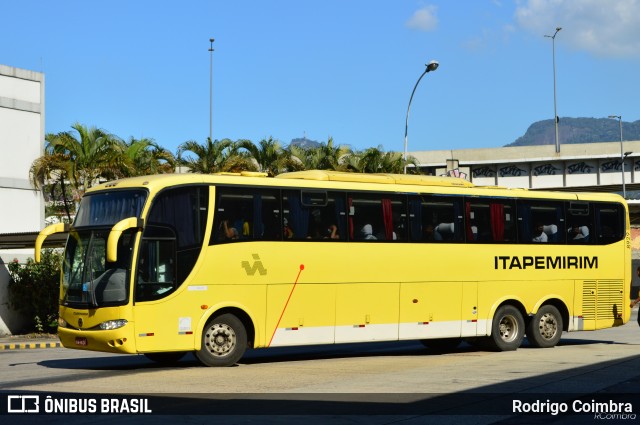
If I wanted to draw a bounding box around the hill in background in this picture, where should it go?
[287,118,640,151]
[289,136,321,149]
[506,117,640,147]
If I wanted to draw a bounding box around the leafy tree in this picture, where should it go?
[44,123,121,200]
[29,149,74,222]
[7,250,62,333]
[177,138,255,173]
[117,137,175,177]
[237,137,296,176]
[288,137,352,171]
[347,146,420,174]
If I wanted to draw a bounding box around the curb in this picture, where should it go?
[0,340,61,350]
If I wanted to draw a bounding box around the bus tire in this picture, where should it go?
[144,351,187,364]
[488,305,524,351]
[420,338,462,352]
[196,313,247,367]
[526,305,563,348]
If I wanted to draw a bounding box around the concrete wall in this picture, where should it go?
[0,64,45,335]
[412,141,640,191]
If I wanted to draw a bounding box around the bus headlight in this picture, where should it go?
[97,319,128,330]
[58,317,68,328]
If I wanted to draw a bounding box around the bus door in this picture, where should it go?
[132,225,196,352]
[132,186,210,353]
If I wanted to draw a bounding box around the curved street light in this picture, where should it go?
[545,27,561,153]
[403,60,439,174]
[209,38,215,142]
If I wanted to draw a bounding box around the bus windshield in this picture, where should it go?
[74,190,147,228]
[62,190,147,308]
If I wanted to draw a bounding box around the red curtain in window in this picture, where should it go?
[381,198,393,240]
[490,203,505,241]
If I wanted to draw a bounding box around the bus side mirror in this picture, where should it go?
[107,217,144,263]
[35,223,69,263]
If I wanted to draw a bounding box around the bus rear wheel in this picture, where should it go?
[526,305,563,348]
[488,305,524,351]
[196,313,247,367]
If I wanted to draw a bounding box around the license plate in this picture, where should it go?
[75,337,88,346]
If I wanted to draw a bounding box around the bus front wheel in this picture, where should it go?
[488,305,524,351]
[196,313,247,367]
[526,305,563,348]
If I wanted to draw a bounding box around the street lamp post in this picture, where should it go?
[403,60,439,174]
[545,27,562,153]
[209,38,215,142]
[608,115,630,198]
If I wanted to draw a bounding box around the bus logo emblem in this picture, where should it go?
[241,254,267,276]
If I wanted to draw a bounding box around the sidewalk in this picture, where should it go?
[0,334,60,350]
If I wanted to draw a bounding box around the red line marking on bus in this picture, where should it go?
[268,264,305,347]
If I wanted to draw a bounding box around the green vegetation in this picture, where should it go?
[30,123,422,221]
[7,250,62,333]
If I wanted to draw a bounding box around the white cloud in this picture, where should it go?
[406,5,438,32]
[515,0,640,58]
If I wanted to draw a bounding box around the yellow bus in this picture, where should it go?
[35,170,631,366]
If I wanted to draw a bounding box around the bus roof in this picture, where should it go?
[87,171,625,204]
[275,170,474,187]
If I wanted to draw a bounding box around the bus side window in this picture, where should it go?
[465,199,515,243]
[211,187,279,243]
[145,186,208,292]
[410,195,463,242]
[136,225,177,302]
[348,192,405,241]
[596,203,625,244]
[299,191,347,240]
[567,201,593,245]
[517,200,565,244]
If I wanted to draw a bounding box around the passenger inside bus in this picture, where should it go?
[283,218,294,239]
[532,223,548,243]
[360,224,377,240]
[219,219,239,241]
[435,222,454,241]
[326,224,339,239]
[570,225,590,243]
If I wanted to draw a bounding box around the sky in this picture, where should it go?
[3,0,640,155]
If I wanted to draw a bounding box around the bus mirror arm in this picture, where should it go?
[107,217,144,263]
[35,223,69,263]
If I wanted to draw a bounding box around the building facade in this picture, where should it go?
[0,64,45,334]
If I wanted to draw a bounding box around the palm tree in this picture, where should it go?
[347,146,421,174]
[177,138,251,173]
[45,123,121,199]
[288,137,352,171]
[31,123,121,220]
[237,137,293,176]
[117,137,175,177]
[29,148,74,222]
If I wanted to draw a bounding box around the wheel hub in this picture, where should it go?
[538,313,558,340]
[499,315,518,342]
[206,323,236,356]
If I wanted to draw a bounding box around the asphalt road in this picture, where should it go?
[1,311,640,424]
